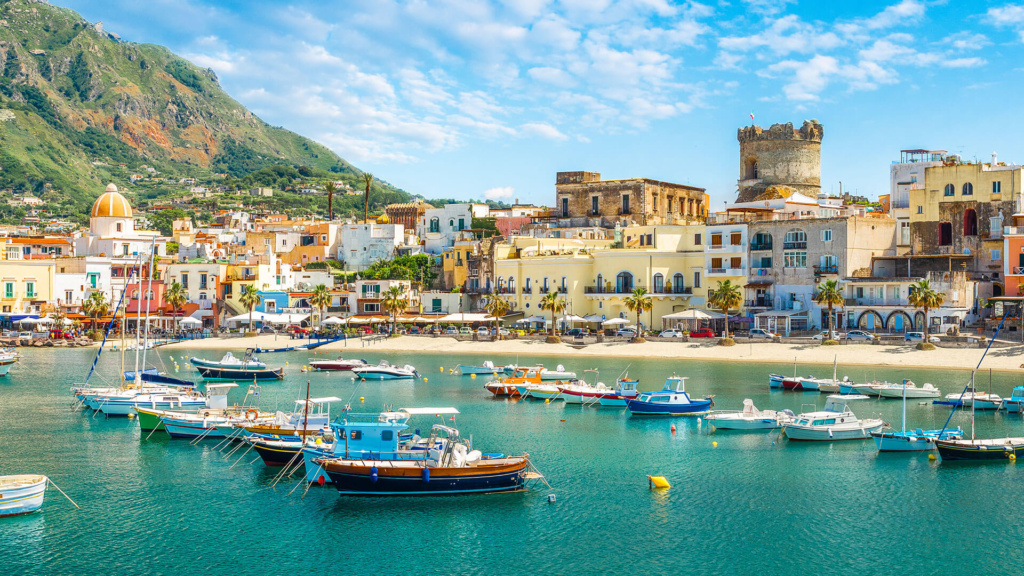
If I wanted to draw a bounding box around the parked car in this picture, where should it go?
[476,327,490,336]
[444,327,458,335]
[565,328,589,338]
[458,327,472,335]
[846,330,875,341]
[748,328,778,339]
[811,330,845,340]
[616,328,638,338]
[408,327,420,335]
[690,328,716,338]
[357,326,372,335]
[259,326,276,334]
[904,332,940,343]
[660,329,683,338]
[497,328,512,337]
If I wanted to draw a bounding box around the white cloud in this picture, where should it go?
[740,0,796,16]
[719,15,843,55]
[527,66,576,87]
[946,32,990,51]
[988,4,1024,26]
[940,57,986,68]
[483,186,515,200]
[519,122,569,140]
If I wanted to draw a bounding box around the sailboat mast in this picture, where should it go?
[971,373,976,440]
[139,238,156,377]
[131,252,145,389]
[119,264,136,388]
[302,379,311,436]
[901,378,907,434]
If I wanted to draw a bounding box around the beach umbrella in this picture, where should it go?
[602,318,630,326]
[178,317,202,326]
[321,316,344,325]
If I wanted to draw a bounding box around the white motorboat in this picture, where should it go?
[559,380,614,404]
[706,399,795,430]
[190,350,266,370]
[523,382,562,400]
[875,381,941,399]
[456,360,504,375]
[0,348,18,376]
[838,381,881,396]
[539,364,576,381]
[352,361,419,380]
[90,388,208,416]
[782,395,884,441]
[0,474,47,517]
[943,391,1003,409]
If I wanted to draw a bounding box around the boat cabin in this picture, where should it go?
[328,407,459,459]
[636,377,691,403]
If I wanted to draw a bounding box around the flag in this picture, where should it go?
[750,112,755,120]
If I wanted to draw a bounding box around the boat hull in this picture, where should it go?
[134,407,166,431]
[251,440,304,467]
[1006,400,1024,414]
[936,439,1024,461]
[596,395,633,407]
[768,374,784,389]
[872,429,962,452]
[876,388,940,399]
[309,361,365,372]
[485,385,520,397]
[707,416,783,430]
[321,458,528,495]
[626,399,712,416]
[0,475,46,517]
[457,365,501,376]
[353,371,416,380]
[197,366,283,381]
[0,360,16,376]
[99,398,207,416]
[784,422,883,441]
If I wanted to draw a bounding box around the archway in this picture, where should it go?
[964,209,978,236]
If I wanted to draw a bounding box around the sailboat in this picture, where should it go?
[871,379,962,452]
[935,313,1024,461]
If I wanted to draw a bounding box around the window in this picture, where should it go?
[917,206,923,214]
[672,273,685,293]
[199,292,207,301]
[264,238,271,246]
[88,274,98,289]
[758,256,772,268]
[694,233,701,245]
[992,249,1001,262]
[944,184,955,197]
[123,244,129,256]
[653,273,664,293]
[24,281,34,298]
[615,272,633,293]
[938,222,952,246]
[591,196,599,215]
[199,274,208,290]
[350,430,361,440]
[821,229,832,242]
[131,290,140,300]
[693,271,701,289]
[710,233,723,248]
[962,183,973,196]
[116,223,122,232]
[265,301,277,313]
[993,181,1002,195]
[363,303,380,313]
[784,230,806,249]
[5,282,14,298]
[429,218,440,233]
[711,257,723,271]
[561,197,569,217]
[508,276,516,292]
[382,430,393,441]
[783,251,807,268]
[730,232,742,246]
[900,222,910,245]
[65,290,73,303]
[448,219,454,229]
[820,255,837,271]
[751,232,772,250]
[730,257,742,269]
[458,218,465,230]
[181,274,188,289]
[964,209,978,236]
[621,194,630,214]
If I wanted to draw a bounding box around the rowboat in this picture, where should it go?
[0,475,47,517]
[626,376,713,416]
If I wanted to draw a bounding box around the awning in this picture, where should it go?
[744,281,773,288]
[437,313,495,323]
[754,309,808,317]
[662,309,724,320]
[602,318,630,326]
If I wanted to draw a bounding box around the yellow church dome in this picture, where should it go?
[376,213,389,224]
[91,183,133,218]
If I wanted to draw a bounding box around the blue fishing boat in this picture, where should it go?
[626,376,713,416]
[769,374,784,389]
[1004,386,1024,413]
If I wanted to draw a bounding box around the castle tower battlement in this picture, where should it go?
[736,120,823,203]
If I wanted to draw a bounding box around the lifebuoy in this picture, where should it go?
[245,408,258,421]
[203,411,210,418]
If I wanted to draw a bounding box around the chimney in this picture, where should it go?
[992,151,998,165]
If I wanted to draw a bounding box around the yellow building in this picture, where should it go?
[910,162,1020,223]
[0,246,55,315]
[442,239,479,291]
[494,226,706,329]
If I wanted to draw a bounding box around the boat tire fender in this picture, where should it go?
[245,409,258,422]
[422,467,430,483]
[370,466,379,483]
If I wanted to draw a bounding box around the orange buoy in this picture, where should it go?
[670,424,676,434]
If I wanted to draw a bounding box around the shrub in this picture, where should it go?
[718,337,736,346]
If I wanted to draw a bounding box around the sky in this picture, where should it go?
[57,0,1024,208]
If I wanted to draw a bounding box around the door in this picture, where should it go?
[866,314,874,330]
[894,314,903,332]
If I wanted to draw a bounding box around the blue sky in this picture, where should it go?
[58,0,1024,207]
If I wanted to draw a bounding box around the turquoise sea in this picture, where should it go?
[2,345,1023,575]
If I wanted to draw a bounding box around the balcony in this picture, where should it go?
[750,242,773,251]
[652,286,693,295]
[709,267,745,276]
[584,285,638,295]
[709,267,725,274]
[522,286,533,295]
[745,299,774,309]
[328,305,351,313]
[813,265,838,275]
[1005,226,1024,235]
[750,268,771,277]
[708,243,725,250]
[783,241,807,249]
[557,287,567,294]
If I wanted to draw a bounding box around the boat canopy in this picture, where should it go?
[401,407,460,415]
[294,396,344,406]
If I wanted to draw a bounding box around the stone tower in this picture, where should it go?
[736,120,823,202]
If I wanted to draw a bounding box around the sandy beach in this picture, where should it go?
[160,334,1024,372]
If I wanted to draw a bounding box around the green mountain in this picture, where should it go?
[0,0,405,221]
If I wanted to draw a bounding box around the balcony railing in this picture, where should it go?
[709,243,724,250]
[745,299,774,309]
[522,286,533,294]
[750,242,773,251]
[584,286,638,295]
[813,265,838,275]
[709,267,726,274]
[652,286,693,295]
[328,305,350,312]
[1014,267,1024,274]
[783,241,807,249]
[557,287,568,294]
[750,268,771,277]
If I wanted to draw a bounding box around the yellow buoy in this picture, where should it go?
[439,367,444,372]
[360,396,365,402]
[545,398,550,404]
[128,413,135,419]
[423,377,428,382]
[928,454,937,461]
[647,475,670,489]
[285,361,289,366]
[1010,454,1017,461]
[470,374,477,379]
[712,441,718,447]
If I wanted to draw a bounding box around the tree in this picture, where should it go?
[708,280,742,340]
[165,281,188,335]
[538,290,567,343]
[239,284,262,333]
[813,279,844,342]
[484,296,512,336]
[379,285,408,336]
[51,309,66,332]
[623,287,653,342]
[908,278,944,345]
[362,172,373,223]
[308,284,331,327]
[323,181,336,221]
[82,291,109,332]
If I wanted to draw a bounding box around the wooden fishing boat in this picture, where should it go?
[0,475,47,517]
[308,357,368,371]
[485,366,541,397]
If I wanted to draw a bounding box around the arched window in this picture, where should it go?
[938,222,953,246]
[964,209,978,236]
[507,276,516,292]
[131,290,139,299]
[673,273,685,293]
[944,184,955,197]
[596,273,604,292]
[448,219,454,228]
[616,272,633,293]
[652,273,664,293]
[784,229,806,248]
[496,276,504,292]
[145,290,153,300]
[962,183,973,196]
[429,217,439,233]
[751,232,772,250]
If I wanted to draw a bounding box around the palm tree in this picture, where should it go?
[484,296,512,336]
[82,291,109,333]
[380,285,408,336]
[51,309,66,333]
[908,278,944,344]
[623,287,653,341]
[239,284,262,334]
[362,172,373,223]
[308,284,331,327]
[708,280,742,340]
[165,281,188,335]
[538,290,566,343]
[323,181,337,221]
[813,279,844,341]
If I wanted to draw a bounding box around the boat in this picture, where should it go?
[351,361,419,380]
[706,399,794,430]
[872,380,962,451]
[559,369,613,404]
[935,437,1024,460]
[308,357,368,372]
[485,367,540,397]
[190,350,266,370]
[1004,386,1024,413]
[816,376,853,394]
[456,360,504,376]
[255,335,345,353]
[0,348,19,376]
[539,365,576,381]
[626,376,713,416]
[318,424,531,495]
[941,391,1003,410]
[196,365,284,381]
[0,475,47,517]
[782,376,819,391]
[838,381,881,395]
[88,387,208,416]
[132,383,246,432]
[248,434,307,467]
[237,396,343,438]
[301,407,459,484]
[125,368,196,388]
[522,382,563,400]
[782,395,884,441]
[596,377,640,407]
[875,381,941,399]
[769,374,785,389]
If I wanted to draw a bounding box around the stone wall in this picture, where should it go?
[736,120,823,202]
[554,172,707,226]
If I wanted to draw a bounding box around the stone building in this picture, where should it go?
[385,201,426,231]
[554,171,707,227]
[736,120,823,203]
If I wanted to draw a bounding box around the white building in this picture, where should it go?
[418,204,473,254]
[75,184,168,260]
[53,257,111,311]
[338,223,405,271]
